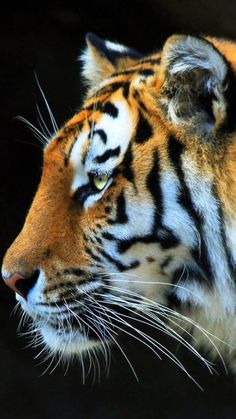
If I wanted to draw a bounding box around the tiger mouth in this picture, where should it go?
[17,287,141,358]
[19,297,118,355]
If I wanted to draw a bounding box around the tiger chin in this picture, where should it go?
[2,32,236,381]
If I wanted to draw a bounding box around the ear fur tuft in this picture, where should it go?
[80,33,142,90]
[159,35,230,137]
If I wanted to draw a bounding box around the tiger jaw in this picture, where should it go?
[16,293,109,356]
[15,266,165,358]
[40,324,100,356]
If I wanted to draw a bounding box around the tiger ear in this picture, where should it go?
[158,35,235,138]
[80,33,143,89]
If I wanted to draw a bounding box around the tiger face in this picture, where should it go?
[2,33,236,371]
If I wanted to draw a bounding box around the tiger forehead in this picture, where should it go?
[46,58,160,165]
[68,94,135,180]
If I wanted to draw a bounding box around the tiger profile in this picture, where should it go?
[2,32,236,381]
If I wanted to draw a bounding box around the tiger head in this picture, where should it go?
[2,33,236,365]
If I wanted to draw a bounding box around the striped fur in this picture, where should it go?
[2,33,236,379]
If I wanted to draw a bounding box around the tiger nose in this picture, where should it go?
[3,270,40,299]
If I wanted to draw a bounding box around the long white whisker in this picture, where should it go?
[16,115,48,145]
[85,308,140,381]
[102,283,229,345]
[34,73,58,133]
[36,102,52,138]
[95,293,215,374]
[101,284,228,372]
[94,303,203,389]
[103,275,205,299]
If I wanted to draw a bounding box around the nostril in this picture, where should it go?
[16,269,40,299]
[5,269,40,299]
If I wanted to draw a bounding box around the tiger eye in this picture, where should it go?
[93,174,108,190]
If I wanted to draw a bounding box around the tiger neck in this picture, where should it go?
[166,140,236,313]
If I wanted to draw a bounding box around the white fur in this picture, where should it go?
[161,171,199,248]
[80,47,102,86]
[107,195,155,240]
[105,40,128,53]
[182,155,235,312]
[225,219,236,265]
[70,129,90,192]
[168,36,227,84]
[41,324,99,355]
[86,100,133,173]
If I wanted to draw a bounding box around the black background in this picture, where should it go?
[1,1,236,418]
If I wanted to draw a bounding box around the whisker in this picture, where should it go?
[96,293,215,374]
[36,102,52,138]
[84,309,139,382]
[101,284,228,372]
[16,115,48,145]
[34,73,58,134]
[93,303,203,389]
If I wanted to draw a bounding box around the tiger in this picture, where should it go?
[2,32,236,381]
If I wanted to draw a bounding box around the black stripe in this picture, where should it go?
[115,150,178,255]
[100,249,140,272]
[73,182,96,205]
[160,256,172,271]
[167,264,207,308]
[146,150,163,225]
[85,246,103,263]
[64,268,86,276]
[117,229,179,254]
[122,82,130,99]
[111,68,154,78]
[214,187,236,281]
[64,123,84,166]
[47,281,76,293]
[103,102,119,118]
[94,146,121,164]
[121,144,135,185]
[156,227,179,248]
[172,265,208,286]
[85,101,119,118]
[139,57,160,65]
[96,81,128,97]
[139,68,154,76]
[102,232,116,240]
[109,191,128,224]
[168,135,213,282]
[112,69,137,77]
[94,236,102,245]
[63,122,83,137]
[133,90,148,112]
[135,110,153,143]
[93,129,107,144]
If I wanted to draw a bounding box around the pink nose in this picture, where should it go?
[3,270,40,299]
[4,273,25,296]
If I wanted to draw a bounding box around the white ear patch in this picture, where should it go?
[105,40,128,53]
